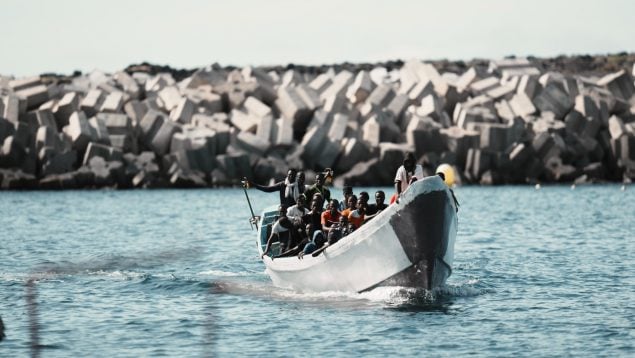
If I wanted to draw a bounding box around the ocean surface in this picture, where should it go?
[1,185,634,357]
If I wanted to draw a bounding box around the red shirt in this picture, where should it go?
[321,210,341,227]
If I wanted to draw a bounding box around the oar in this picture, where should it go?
[241,178,258,230]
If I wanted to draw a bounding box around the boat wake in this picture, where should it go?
[208,275,492,310]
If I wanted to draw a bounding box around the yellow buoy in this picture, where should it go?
[435,164,455,187]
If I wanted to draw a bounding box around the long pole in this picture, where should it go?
[242,179,258,230]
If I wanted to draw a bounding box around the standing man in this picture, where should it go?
[246,168,299,208]
[304,172,331,209]
[393,153,424,203]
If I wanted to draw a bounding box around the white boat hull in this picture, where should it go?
[256,176,458,293]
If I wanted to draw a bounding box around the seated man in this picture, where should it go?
[327,215,351,245]
[338,186,353,211]
[306,215,352,258]
[321,199,341,230]
[340,194,357,219]
[299,224,326,258]
[261,205,293,259]
[365,190,388,221]
[358,191,370,210]
[287,195,310,225]
[347,200,366,231]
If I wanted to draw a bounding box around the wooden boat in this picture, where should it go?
[254,175,458,293]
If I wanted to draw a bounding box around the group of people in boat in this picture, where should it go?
[245,152,434,260]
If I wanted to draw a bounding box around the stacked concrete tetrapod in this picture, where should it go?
[1,57,635,189]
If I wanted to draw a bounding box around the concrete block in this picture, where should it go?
[276,86,312,137]
[495,100,516,122]
[417,94,445,123]
[16,85,50,110]
[88,116,111,145]
[83,142,113,165]
[486,85,515,101]
[185,87,223,113]
[323,93,347,114]
[3,94,21,123]
[407,79,435,104]
[361,115,381,148]
[30,109,58,130]
[517,75,541,99]
[509,93,536,118]
[418,63,449,97]
[145,73,174,93]
[169,97,196,124]
[377,142,410,183]
[114,71,141,98]
[0,117,14,144]
[80,89,106,117]
[479,123,510,152]
[54,92,80,128]
[574,94,600,119]
[9,76,41,92]
[386,94,410,124]
[124,100,148,125]
[235,131,270,156]
[470,77,499,94]
[243,96,272,119]
[66,111,92,152]
[230,109,259,133]
[42,150,77,176]
[333,158,384,187]
[296,84,322,111]
[0,136,26,167]
[464,148,493,181]
[328,113,348,142]
[533,83,574,119]
[608,115,627,139]
[456,67,478,93]
[158,86,182,112]
[320,71,354,101]
[274,117,294,146]
[100,91,125,113]
[597,70,635,101]
[139,109,166,140]
[300,125,328,167]
[256,115,274,143]
[216,153,252,181]
[335,138,371,173]
[150,120,180,156]
[456,106,498,129]
[507,142,532,169]
[316,138,341,169]
[35,125,64,154]
[367,84,395,107]
[309,73,332,94]
[96,113,133,136]
[109,134,135,153]
[347,71,375,103]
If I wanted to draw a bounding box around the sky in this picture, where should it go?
[1,0,634,77]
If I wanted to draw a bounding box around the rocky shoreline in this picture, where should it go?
[1,53,634,189]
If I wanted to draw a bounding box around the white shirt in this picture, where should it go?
[394,164,424,193]
[286,205,309,223]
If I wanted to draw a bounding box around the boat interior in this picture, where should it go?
[259,209,281,257]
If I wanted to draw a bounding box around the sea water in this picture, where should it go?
[1,185,633,357]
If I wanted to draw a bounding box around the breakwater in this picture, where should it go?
[1,54,634,189]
